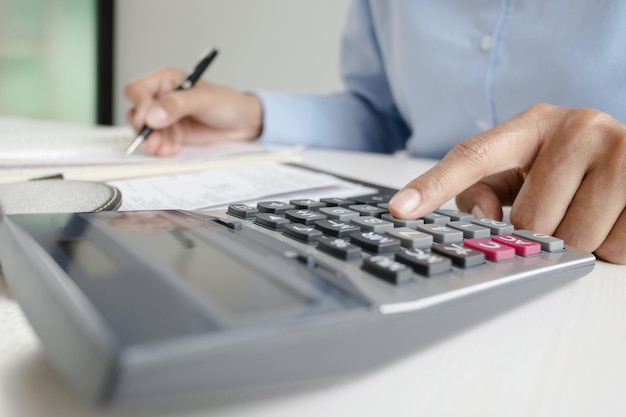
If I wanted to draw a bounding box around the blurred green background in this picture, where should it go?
[0,0,97,124]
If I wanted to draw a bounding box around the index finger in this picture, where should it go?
[388,107,547,219]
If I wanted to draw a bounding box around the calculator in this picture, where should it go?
[0,181,595,405]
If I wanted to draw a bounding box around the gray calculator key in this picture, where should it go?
[319,207,360,221]
[317,237,362,260]
[283,224,323,243]
[350,231,401,254]
[513,230,565,252]
[395,248,452,276]
[257,201,295,214]
[435,209,474,222]
[289,199,327,210]
[314,219,361,238]
[471,218,514,235]
[285,209,327,226]
[227,204,258,219]
[446,221,491,238]
[380,213,424,229]
[416,224,463,243]
[352,195,392,204]
[362,255,413,285]
[421,213,450,224]
[385,227,433,249]
[254,213,290,231]
[351,216,395,233]
[432,243,485,268]
[349,204,388,217]
[319,197,356,208]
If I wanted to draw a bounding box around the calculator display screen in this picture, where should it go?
[100,212,322,321]
[11,211,358,346]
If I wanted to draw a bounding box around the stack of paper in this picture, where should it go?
[0,117,302,184]
[110,163,377,211]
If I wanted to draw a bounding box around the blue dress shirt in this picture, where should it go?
[258,0,626,159]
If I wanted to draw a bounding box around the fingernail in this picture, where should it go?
[146,105,169,125]
[390,188,422,216]
[471,205,486,219]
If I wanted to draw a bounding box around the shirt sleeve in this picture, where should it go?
[257,0,410,154]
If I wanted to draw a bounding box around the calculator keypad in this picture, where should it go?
[226,196,566,286]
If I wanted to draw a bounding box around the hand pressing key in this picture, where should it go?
[388,104,626,264]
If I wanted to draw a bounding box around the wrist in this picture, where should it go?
[243,93,264,140]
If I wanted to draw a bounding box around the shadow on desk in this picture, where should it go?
[3,347,355,417]
[0,270,585,417]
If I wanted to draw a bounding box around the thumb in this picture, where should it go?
[145,103,173,129]
[455,182,504,221]
[145,86,213,129]
[455,170,527,221]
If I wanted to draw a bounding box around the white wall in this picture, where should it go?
[114,0,350,125]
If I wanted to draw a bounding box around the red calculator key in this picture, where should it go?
[491,234,541,256]
[464,238,515,262]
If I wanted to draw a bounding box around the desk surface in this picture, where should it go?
[1,148,624,417]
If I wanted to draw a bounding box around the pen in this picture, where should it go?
[124,48,219,156]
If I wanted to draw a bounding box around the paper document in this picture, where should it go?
[110,163,377,211]
[0,117,302,183]
[0,121,296,167]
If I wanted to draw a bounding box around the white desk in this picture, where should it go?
[1,148,624,417]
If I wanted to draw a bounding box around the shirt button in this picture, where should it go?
[480,35,493,51]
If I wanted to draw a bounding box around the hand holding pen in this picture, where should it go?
[125,48,222,156]
[125,48,264,157]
